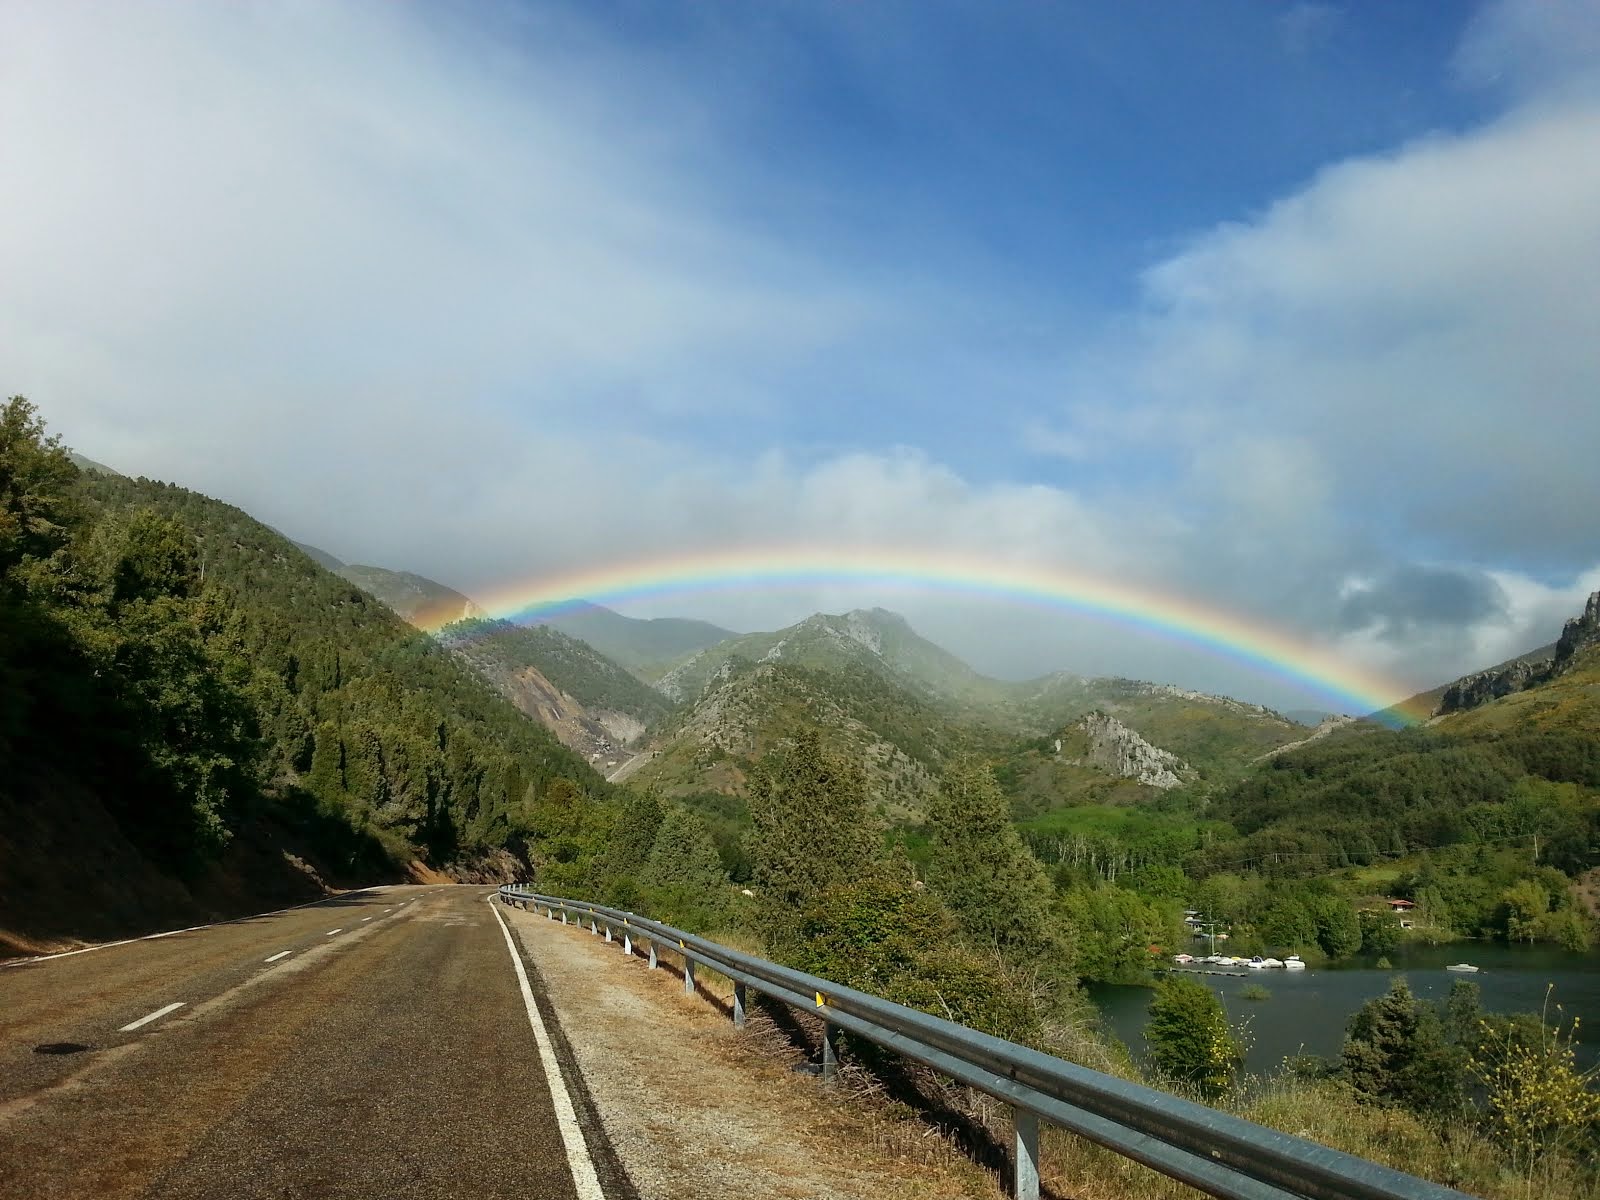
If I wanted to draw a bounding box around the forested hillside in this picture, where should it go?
[437,617,672,729]
[0,398,609,951]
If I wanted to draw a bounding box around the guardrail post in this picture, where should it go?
[1014,1109,1039,1200]
[590,916,598,935]
[733,982,746,1029]
[604,923,613,943]
[684,958,696,996]
[560,910,568,924]
[623,930,633,956]
[822,1022,838,1082]
[648,941,658,969]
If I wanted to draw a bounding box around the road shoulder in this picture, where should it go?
[505,902,997,1200]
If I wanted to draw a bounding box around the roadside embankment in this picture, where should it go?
[504,902,1000,1200]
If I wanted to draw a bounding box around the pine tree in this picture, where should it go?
[925,759,1060,958]
[1341,977,1464,1113]
[746,730,877,948]
[642,807,726,892]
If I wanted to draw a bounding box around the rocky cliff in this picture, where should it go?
[1553,591,1600,670]
[1437,590,1600,716]
[1071,711,1190,789]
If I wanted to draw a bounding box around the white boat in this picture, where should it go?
[1173,954,1195,964]
[1261,958,1285,969]
[1446,963,1481,973]
[1246,956,1266,969]
[1284,956,1306,970]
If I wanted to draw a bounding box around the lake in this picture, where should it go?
[1087,941,1600,1075]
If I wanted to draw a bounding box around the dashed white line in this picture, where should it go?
[264,950,292,963]
[120,1002,185,1032]
[326,928,343,936]
[488,896,604,1200]
[361,917,372,922]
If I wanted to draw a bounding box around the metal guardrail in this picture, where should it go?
[498,886,1473,1200]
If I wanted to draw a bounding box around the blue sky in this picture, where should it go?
[4,0,1599,710]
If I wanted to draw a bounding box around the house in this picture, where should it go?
[1387,899,1416,912]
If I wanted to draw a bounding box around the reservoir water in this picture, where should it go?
[1088,941,1600,1075]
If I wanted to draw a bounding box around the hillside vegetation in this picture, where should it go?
[0,398,611,949]
[539,601,733,673]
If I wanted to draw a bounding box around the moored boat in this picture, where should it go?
[1446,963,1481,973]
[1246,956,1266,969]
[1284,955,1306,970]
[1261,957,1285,969]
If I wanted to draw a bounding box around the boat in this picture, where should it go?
[1446,963,1481,973]
[1246,956,1266,969]
[1284,956,1306,970]
[1261,958,1285,969]
[1173,954,1195,964]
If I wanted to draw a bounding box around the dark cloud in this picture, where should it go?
[1337,565,1508,640]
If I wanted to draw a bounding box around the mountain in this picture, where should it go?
[294,541,345,572]
[0,414,610,951]
[630,607,1305,821]
[335,563,484,629]
[1199,591,1600,885]
[655,607,1004,707]
[630,656,976,820]
[1381,641,1559,723]
[68,451,121,476]
[536,602,734,673]
[326,564,675,759]
[1002,673,1304,775]
[436,617,673,761]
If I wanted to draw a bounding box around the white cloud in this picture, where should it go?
[6,0,1600,713]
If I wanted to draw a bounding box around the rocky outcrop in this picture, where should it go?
[1553,591,1600,671]
[1436,590,1600,716]
[1073,711,1189,789]
[1437,659,1543,715]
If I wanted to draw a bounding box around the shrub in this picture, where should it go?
[1469,987,1600,1177]
[1146,976,1242,1097]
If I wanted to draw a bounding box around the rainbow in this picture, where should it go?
[428,545,1423,721]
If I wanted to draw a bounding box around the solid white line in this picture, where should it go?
[326,929,342,936]
[264,950,292,963]
[488,897,604,1200]
[119,1001,185,1032]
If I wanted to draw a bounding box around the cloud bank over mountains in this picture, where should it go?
[2,0,1595,710]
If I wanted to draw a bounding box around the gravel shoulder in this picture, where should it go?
[506,904,998,1200]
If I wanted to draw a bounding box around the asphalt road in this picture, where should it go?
[0,886,628,1199]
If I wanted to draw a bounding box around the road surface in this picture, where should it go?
[606,750,655,783]
[0,886,631,1199]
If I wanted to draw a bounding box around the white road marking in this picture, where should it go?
[488,897,604,1200]
[4,889,394,968]
[326,928,342,936]
[119,1002,185,1032]
[264,950,292,963]
[361,917,372,922]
